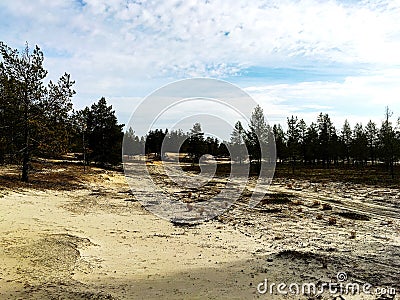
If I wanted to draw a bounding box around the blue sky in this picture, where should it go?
[1,0,400,137]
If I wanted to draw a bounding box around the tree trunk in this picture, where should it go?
[291,157,295,174]
[21,146,29,182]
[21,101,29,182]
[390,159,394,179]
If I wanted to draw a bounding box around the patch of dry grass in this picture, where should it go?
[0,161,103,191]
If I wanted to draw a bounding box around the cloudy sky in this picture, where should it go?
[1,0,400,136]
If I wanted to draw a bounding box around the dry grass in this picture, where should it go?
[274,164,400,187]
[0,161,103,191]
[321,203,332,210]
[311,200,321,207]
[337,211,371,221]
[328,216,337,225]
[260,192,294,205]
[292,199,303,206]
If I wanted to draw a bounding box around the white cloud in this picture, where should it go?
[245,71,400,129]
[3,0,400,75]
[1,0,400,131]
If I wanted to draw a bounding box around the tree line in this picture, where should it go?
[124,105,275,166]
[272,107,398,177]
[0,42,124,181]
[2,41,399,182]
[125,104,400,178]
[123,123,229,160]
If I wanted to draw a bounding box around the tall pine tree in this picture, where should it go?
[0,42,75,181]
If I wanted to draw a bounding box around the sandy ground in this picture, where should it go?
[0,162,399,299]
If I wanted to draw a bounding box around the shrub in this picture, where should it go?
[322,203,332,210]
[312,200,320,207]
[292,199,303,206]
[328,217,337,225]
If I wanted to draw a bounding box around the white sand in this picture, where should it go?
[0,165,398,299]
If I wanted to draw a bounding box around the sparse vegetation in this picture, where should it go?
[337,211,371,221]
[312,200,321,207]
[322,203,332,210]
[260,193,294,205]
[292,199,303,206]
[328,217,337,225]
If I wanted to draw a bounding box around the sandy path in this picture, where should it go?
[265,181,400,221]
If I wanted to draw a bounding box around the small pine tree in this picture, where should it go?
[230,121,246,164]
[187,123,205,163]
[78,97,124,165]
[245,105,269,166]
[287,115,300,173]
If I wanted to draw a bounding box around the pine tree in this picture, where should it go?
[317,113,336,167]
[245,105,269,166]
[298,119,307,164]
[365,120,378,165]
[351,123,368,166]
[287,115,300,173]
[305,122,319,165]
[273,124,287,163]
[230,121,246,164]
[341,120,352,165]
[145,129,166,158]
[77,97,124,165]
[205,137,219,157]
[123,127,142,157]
[0,42,75,181]
[163,129,187,155]
[37,73,75,157]
[187,123,205,162]
[379,107,397,178]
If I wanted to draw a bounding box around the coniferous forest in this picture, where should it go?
[0,42,124,181]
[1,42,400,182]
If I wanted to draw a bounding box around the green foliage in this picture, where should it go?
[287,115,300,172]
[245,105,271,164]
[341,119,352,164]
[304,122,318,164]
[0,42,75,181]
[145,128,167,158]
[123,127,143,156]
[378,107,398,178]
[351,123,368,165]
[230,121,246,163]
[273,124,287,162]
[365,120,378,164]
[317,113,336,165]
[74,97,124,166]
[162,129,187,155]
[187,122,205,161]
